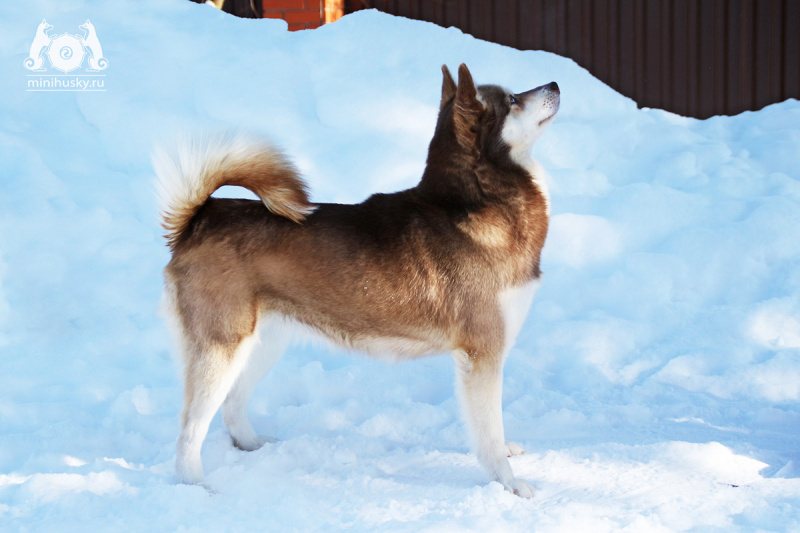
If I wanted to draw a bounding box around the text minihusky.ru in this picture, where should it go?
[27,76,105,91]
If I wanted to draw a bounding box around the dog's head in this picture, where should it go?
[422,64,558,205]
[439,63,559,165]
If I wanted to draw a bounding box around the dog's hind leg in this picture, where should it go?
[176,335,257,485]
[454,348,535,498]
[223,317,290,451]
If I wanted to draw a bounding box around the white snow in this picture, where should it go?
[2,0,800,531]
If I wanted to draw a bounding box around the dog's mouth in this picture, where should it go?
[538,107,559,126]
[538,113,557,127]
[537,94,560,126]
[527,84,559,128]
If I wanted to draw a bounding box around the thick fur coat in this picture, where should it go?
[156,64,559,497]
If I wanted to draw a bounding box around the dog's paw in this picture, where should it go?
[200,482,219,495]
[231,435,277,452]
[504,478,535,499]
[505,441,526,457]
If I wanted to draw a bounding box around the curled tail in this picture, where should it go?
[153,133,314,250]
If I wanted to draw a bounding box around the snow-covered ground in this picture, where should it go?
[1,1,799,530]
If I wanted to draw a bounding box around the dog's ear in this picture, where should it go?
[440,65,457,111]
[453,64,483,150]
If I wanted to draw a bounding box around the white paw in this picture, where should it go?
[505,441,526,457]
[231,435,277,452]
[504,478,535,499]
[200,482,218,495]
[176,458,204,485]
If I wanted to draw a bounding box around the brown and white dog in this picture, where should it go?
[155,64,559,498]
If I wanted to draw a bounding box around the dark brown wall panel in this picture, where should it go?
[345,0,800,118]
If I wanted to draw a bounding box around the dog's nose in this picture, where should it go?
[521,81,560,99]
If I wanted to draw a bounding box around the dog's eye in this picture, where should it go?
[509,95,518,105]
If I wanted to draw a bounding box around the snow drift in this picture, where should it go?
[1,1,798,531]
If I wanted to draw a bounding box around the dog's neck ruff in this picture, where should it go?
[511,150,550,216]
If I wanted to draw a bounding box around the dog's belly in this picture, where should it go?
[256,311,450,362]
[347,333,447,360]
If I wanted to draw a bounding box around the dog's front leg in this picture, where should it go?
[454,350,534,498]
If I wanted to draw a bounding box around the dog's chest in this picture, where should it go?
[515,154,550,216]
[456,188,547,282]
[498,277,541,351]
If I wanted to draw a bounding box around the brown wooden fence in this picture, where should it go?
[345,0,800,119]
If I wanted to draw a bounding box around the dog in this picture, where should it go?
[23,19,53,71]
[79,20,108,72]
[155,64,559,498]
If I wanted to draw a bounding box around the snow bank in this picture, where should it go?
[1,0,798,530]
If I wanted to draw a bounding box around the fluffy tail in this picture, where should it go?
[153,133,314,250]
